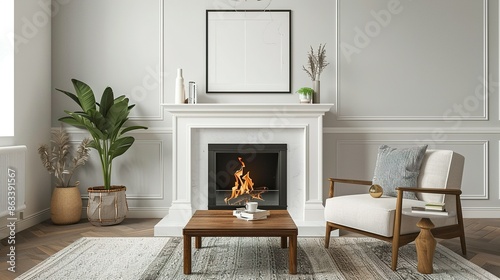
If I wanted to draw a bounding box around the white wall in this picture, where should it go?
[0,0,54,238]
[51,0,500,218]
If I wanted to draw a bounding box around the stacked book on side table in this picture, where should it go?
[411,202,449,216]
[233,208,271,221]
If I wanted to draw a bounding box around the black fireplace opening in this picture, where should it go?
[208,144,287,210]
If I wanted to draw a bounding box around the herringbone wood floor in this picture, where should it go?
[0,218,499,279]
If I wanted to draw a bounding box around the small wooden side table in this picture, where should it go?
[402,208,456,274]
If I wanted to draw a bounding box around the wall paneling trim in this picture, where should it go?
[335,0,488,120]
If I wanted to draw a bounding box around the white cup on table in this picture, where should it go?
[245,202,258,212]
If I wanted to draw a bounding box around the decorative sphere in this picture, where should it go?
[369,184,383,198]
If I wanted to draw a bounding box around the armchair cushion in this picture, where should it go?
[372,145,428,200]
[324,194,455,237]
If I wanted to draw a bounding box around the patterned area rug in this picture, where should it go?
[16,237,498,280]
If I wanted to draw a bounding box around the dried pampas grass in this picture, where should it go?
[38,127,91,188]
[302,43,330,81]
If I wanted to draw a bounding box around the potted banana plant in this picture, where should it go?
[57,79,148,226]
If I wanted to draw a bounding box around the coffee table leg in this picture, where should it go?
[281,236,287,248]
[195,236,202,249]
[289,235,297,274]
[183,235,192,274]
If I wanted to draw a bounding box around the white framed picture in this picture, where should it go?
[206,10,291,93]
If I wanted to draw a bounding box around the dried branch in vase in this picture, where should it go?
[302,43,330,81]
[38,127,91,188]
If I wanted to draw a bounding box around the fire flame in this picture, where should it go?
[224,157,267,205]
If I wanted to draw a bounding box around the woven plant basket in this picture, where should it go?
[87,186,128,226]
[51,186,82,225]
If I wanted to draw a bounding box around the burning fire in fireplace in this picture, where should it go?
[224,157,268,205]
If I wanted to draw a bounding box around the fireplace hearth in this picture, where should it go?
[208,144,287,210]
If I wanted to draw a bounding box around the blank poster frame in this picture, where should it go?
[206,10,291,94]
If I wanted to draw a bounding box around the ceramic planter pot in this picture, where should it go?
[87,186,128,226]
[50,186,82,225]
[299,94,312,104]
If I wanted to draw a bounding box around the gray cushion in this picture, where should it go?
[372,145,428,200]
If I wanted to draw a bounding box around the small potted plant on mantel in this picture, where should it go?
[57,79,148,226]
[296,87,314,104]
[38,127,91,225]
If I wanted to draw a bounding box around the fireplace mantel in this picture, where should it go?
[155,103,334,236]
[161,103,334,117]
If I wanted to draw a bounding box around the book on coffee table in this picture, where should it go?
[236,215,267,221]
[233,208,270,220]
[233,208,246,216]
[239,209,270,220]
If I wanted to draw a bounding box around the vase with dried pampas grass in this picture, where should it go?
[302,44,330,103]
[38,127,91,224]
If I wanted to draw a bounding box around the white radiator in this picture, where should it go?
[0,146,26,218]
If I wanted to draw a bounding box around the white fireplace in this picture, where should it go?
[154,104,333,236]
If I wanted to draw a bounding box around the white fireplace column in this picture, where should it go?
[155,104,334,236]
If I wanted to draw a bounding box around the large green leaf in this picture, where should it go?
[56,88,81,107]
[109,136,134,160]
[71,79,96,113]
[114,95,127,103]
[58,116,86,129]
[99,87,114,117]
[120,125,148,136]
[106,98,129,131]
[88,140,100,151]
[87,109,108,137]
[66,111,105,140]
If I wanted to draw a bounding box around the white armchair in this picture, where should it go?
[324,149,466,271]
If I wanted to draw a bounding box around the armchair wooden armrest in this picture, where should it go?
[395,187,462,196]
[327,178,373,198]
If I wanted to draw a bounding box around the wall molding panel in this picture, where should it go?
[335,0,488,121]
[58,127,171,216]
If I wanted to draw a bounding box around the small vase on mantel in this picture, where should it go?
[175,68,186,104]
[312,80,320,104]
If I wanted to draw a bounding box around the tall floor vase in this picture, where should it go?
[312,80,320,103]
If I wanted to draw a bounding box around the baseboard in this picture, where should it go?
[463,207,500,218]
[126,207,169,218]
[0,208,51,239]
[80,207,169,219]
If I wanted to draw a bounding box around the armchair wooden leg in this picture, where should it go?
[391,240,399,271]
[325,223,332,248]
[459,227,467,255]
[456,195,467,255]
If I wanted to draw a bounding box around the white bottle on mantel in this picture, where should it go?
[175,68,185,104]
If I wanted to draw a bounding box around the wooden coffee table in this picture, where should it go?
[183,210,298,275]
